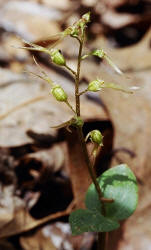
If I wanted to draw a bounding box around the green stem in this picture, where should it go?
[65,100,76,114]
[75,39,83,116]
[65,64,77,77]
[78,88,88,96]
[74,30,108,250]
[77,127,104,204]
[74,34,106,209]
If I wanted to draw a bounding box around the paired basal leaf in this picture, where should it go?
[69,209,119,236]
[69,164,138,235]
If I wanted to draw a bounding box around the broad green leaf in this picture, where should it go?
[69,164,138,235]
[86,164,138,220]
[85,182,102,212]
[69,209,119,235]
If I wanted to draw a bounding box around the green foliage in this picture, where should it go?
[69,164,138,235]
[69,209,119,236]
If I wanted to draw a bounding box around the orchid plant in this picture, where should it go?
[19,12,138,249]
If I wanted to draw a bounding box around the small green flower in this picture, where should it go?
[51,85,68,102]
[88,80,104,92]
[86,130,103,146]
[92,49,105,59]
[50,49,66,66]
[92,49,123,75]
[90,130,103,145]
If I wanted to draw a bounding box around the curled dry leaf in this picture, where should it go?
[0,204,73,238]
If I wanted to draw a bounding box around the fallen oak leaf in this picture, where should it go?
[0,201,75,238]
[0,95,49,121]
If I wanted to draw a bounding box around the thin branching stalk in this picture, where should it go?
[65,64,77,77]
[73,31,107,250]
[74,33,105,208]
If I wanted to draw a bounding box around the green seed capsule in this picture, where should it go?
[51,85,68,102]
[50,49,66,66]
[90,130,103,146]
[88,80,104,92]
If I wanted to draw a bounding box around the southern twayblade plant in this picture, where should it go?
[19,12,138,249]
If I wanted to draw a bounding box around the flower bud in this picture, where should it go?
[88,80,104,92]
[50,49,66,66]
[77,12,91,31]
[82,12,90,23]
[51,85,68,102]
[90,130,103,146]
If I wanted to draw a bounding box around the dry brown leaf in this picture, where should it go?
[0,239,17,250]
[65,128,92,209]
[101,9,139,29]
[92,0,151,34]
[93,28,151,72]
[41,222,73,250]
[20,230,56,250]
[42,0,71,10]
[41,222,95,250]
[26,144,65,173]
[0,205,73,238]
[0,186,17,228]
[0,1,62,40]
